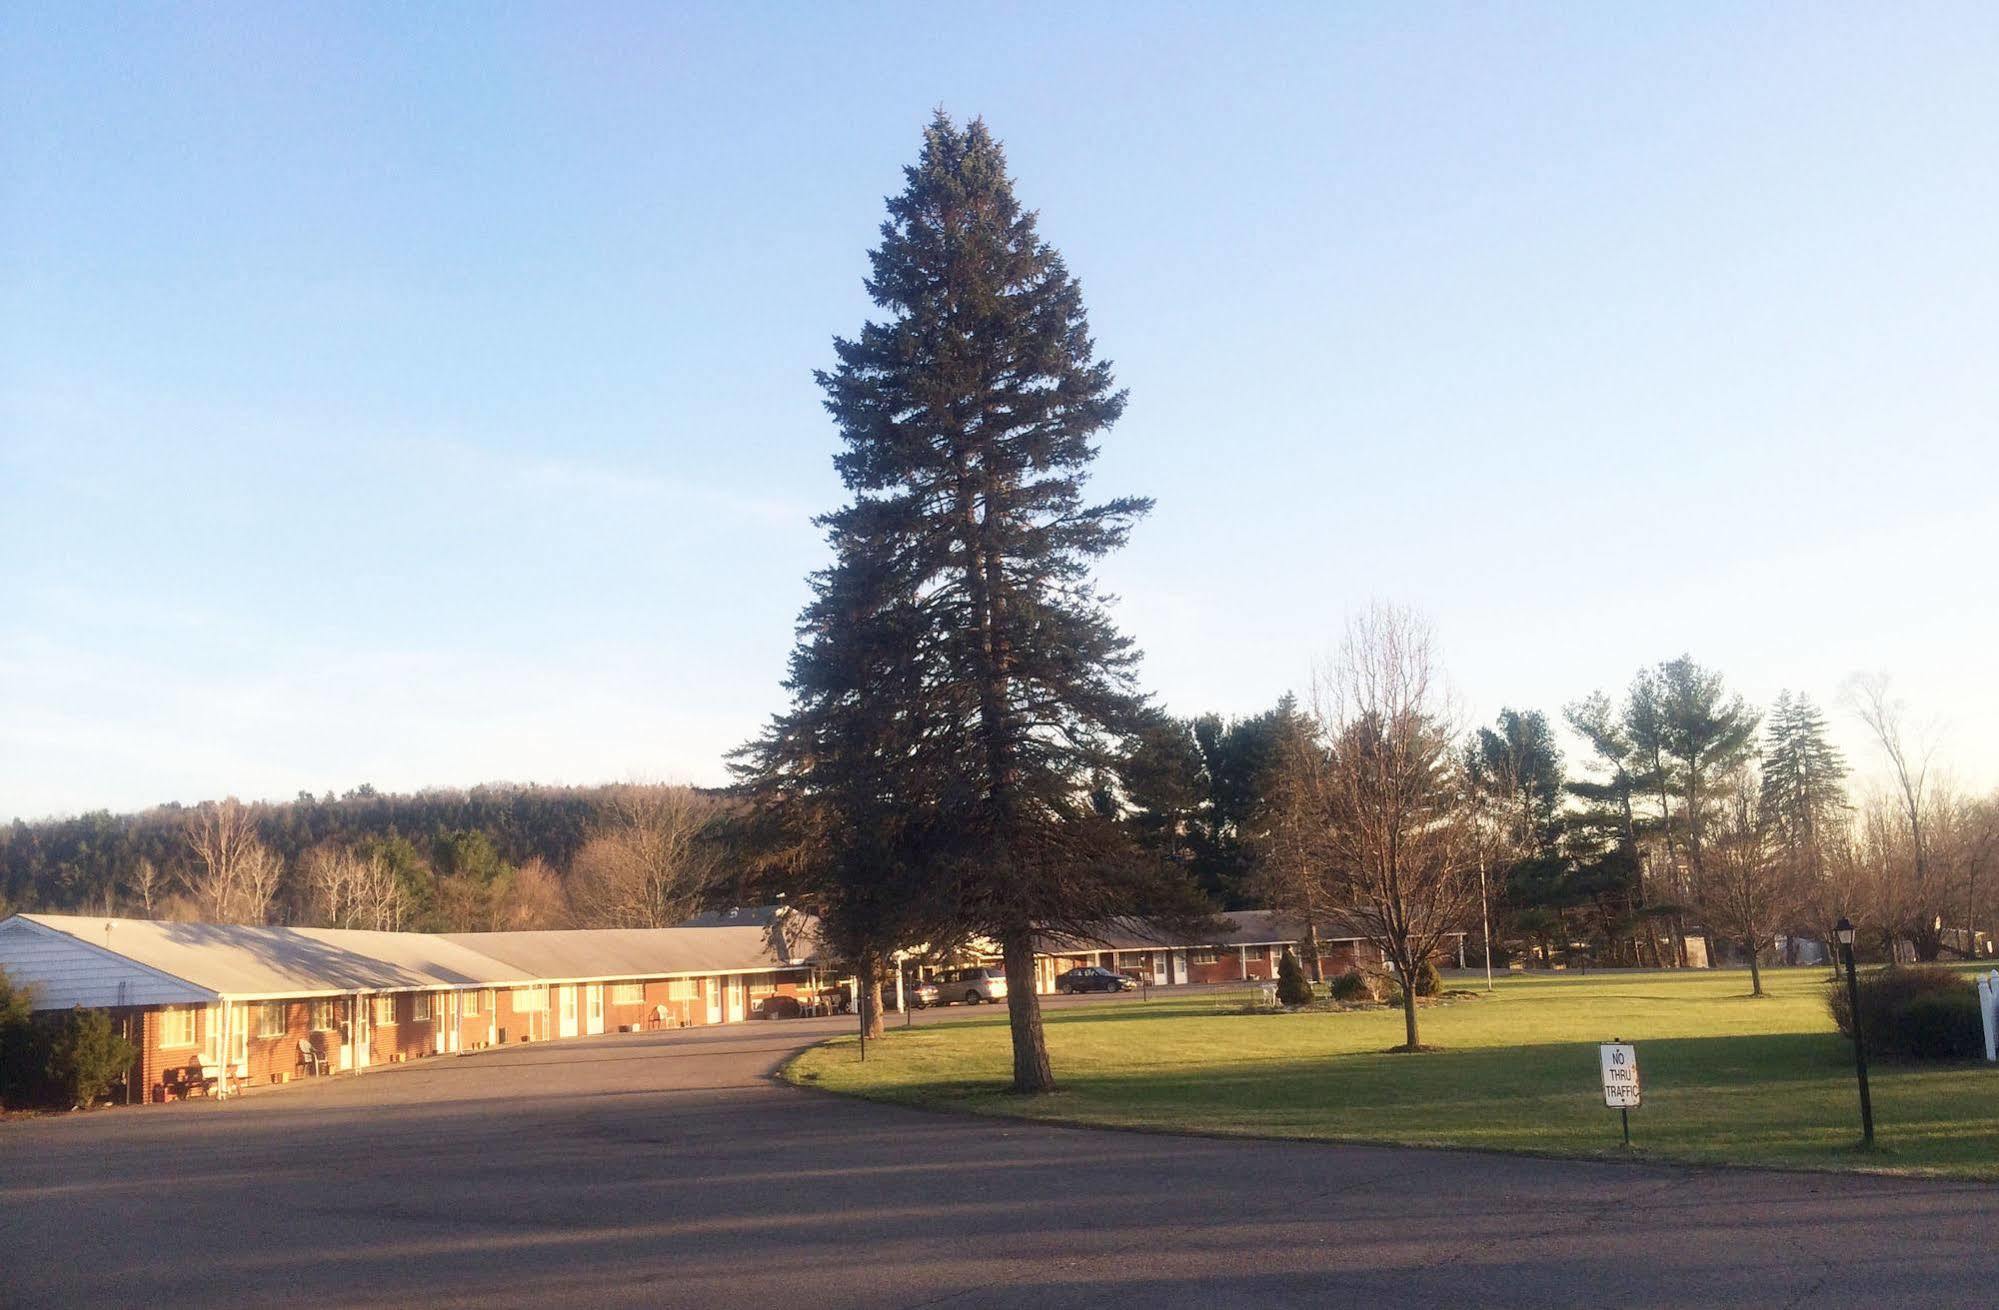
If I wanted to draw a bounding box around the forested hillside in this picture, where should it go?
[0,782,725,931]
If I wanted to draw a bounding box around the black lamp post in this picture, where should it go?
[1835,917,1874,1147]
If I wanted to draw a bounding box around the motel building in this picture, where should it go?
[0,912,826,1104]
[1024,910,1395,991]
[1,907,1455,1108]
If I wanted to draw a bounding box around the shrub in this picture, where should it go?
[1275,948,1314,1006]
[44,1007,135,1109]
[1827,965,1983,1062]
[1326,971,1374,1003]
[0,966,41,1108]
[1384,960,1443,1004]
[1896,990,1985,1061]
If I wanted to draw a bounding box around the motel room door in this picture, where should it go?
[557,985,579,1038]
[704,978,723,1025]
[585,985,604,1035]
[1151,952,1170,986]
[726,975,746,1023]
[444,992,461,1054]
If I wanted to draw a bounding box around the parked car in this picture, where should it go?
[1055,966,1139,994]
[932,966,1008,1005]
[904,980,941,1010]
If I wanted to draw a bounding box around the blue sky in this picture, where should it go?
[4,4,1995,821]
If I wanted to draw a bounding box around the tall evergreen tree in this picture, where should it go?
[1759,691,1848,918]
[1655,656,1761,923]
[745,114,1171,1092]
[1189,696,1300,908]
[1564,691,1658,965]
[732,517,963,1039]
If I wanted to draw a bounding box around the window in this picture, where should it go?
[666,979,696,1001]
[159,1007,197,1048]
[257,1003,287,1038]
[309,1000,336,1031]
[461,990,480,1016]
[612,983,644,1005]
[373,995,396,1025]
[412,993,432,1022]
[1190,949,1219,965]
[513,986,548,1012]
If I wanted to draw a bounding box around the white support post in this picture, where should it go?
[1239,946,1249,980]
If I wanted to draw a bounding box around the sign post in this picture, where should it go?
[1600,1039,1641,1146]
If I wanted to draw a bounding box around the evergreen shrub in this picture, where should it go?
[1275,948,1314,1006]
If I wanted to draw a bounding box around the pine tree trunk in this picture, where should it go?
[1002,926,1055,1093]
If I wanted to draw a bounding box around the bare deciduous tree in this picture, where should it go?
[301,844,409,930]
[130,857,164,918]
[1844,673,1945,959]
[496,857,572,930]
[182,798,283,924]
[1272,606,1481,1050]
[1700,771,1812,996]
[568,785,720,928]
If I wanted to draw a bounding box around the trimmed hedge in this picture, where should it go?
[1827,965,1984,1062]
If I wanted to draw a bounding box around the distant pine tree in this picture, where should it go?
[1759,691,1849,891]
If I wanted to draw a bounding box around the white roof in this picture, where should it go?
[442,918,822,983]
[0,917,214,1011]
[0,912,827,1008]
[9,915,525,1003]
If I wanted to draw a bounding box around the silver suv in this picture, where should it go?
[933,966,1008,1005]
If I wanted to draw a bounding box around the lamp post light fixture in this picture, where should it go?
[1834,917,1874,1147]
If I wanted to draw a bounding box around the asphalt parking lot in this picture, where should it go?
[2,997,1995,1309]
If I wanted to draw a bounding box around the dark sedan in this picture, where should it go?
[1055,966,1138,994]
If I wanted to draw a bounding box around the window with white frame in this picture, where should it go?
[412,993,432,1022]
[373,995,396,1025]
[309,1000,336,1031]
[158,1007,197,1048]
[257,1002,287,1038]
[1190,948,1219,965]
[460,990,480,1016]
[666,978,696,1001]
[513,986,548,1012]
[612,983,644,1005]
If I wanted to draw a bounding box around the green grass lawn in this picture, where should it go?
[785,968,1999,1178]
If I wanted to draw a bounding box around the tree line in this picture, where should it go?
[0,782,730,934]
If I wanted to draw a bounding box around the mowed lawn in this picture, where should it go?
[786,969,1999,1178]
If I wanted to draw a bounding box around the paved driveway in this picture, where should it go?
[2,1007,1995,1308]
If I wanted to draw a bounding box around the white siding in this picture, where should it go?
[0,919,213,1011]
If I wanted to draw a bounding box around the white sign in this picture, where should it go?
[1979,971,1997,1063]
[1600,1042,1641,1108]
